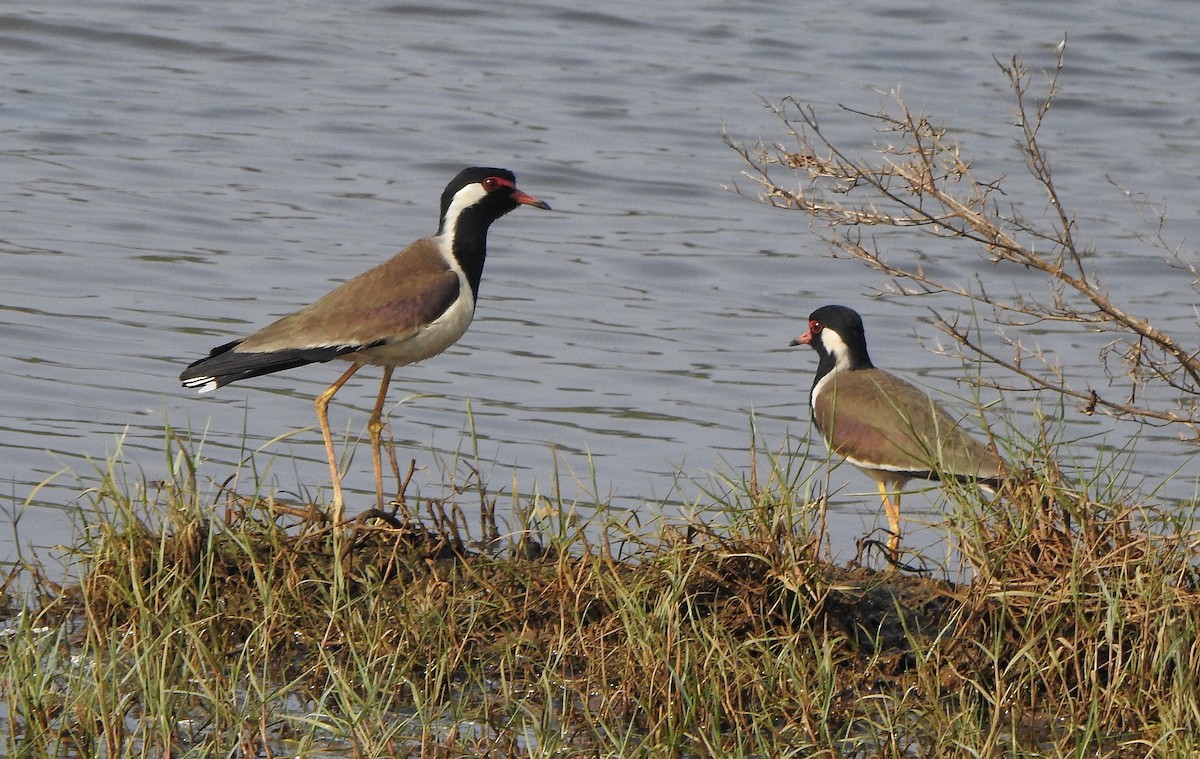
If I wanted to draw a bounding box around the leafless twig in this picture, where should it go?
[726,42,1199,438]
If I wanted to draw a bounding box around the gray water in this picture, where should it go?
[3,0,1198,571]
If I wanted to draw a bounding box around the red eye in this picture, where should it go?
[810,319,823,334]
[482,176,513,193]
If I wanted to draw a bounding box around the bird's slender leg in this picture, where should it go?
[877,481,902,554]
[367,366,395,511]
[315,362,364,525]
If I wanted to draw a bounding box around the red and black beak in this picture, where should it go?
[512,188,551,210]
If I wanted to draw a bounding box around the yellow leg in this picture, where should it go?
[367,366,394,511]
[877,481,902,554]
[315,362,363,525]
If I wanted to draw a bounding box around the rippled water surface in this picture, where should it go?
[3,1,1199,569]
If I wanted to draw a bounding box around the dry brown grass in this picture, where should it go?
[3,433,1188,757]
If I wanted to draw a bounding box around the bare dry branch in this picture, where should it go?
[727,42,1199,438]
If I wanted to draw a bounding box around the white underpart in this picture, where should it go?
[351,232,475,367]
[291,181,487,367]
[353,181,488,366]
[186,247,476,388]
[185,182,490,391]
[809,327,854,408]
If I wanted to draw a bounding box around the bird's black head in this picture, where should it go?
[790,304,874,374]
[437,167,550,234]
[434,167,550,299]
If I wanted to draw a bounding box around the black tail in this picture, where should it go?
[179,339,365,392]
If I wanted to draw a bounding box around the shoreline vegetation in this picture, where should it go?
[5,50,1200,756]
[2,424,1198,757]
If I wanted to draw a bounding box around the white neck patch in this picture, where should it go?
[811,327,854,407]
[821,327,854,374]
[438,182,489,253]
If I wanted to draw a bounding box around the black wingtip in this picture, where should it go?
[179,341,373,392]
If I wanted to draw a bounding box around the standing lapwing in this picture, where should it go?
[181,167,550,523]
[792,304,1005,553]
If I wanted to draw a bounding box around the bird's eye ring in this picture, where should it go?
[482,176,513,193]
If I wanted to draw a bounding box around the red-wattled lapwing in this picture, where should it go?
[791,304,1005,553]
[180,167,550,523]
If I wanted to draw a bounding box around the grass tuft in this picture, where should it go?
[3,422,1199,757]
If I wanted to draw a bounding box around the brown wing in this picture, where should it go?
[239,237,460,352]
[814,368,1003,481]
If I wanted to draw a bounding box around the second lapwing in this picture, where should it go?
[791,304,1005,553]
[180,167,550,523]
